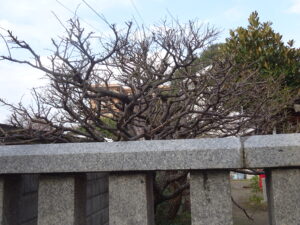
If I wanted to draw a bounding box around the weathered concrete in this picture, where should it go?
[38,175,85,225]
[0,173,107,225]
[266,169,300,225]
[109,173,154,225]
[0,134,299,224]
[244,133,300,168]
[0,137,242,173]
[1,133,300,173]
[190,170,233,225]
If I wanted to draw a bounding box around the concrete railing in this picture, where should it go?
[0,133,299,225]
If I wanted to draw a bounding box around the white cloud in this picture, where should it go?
[287,0,300,14]
[0,62,47,99]
[0,61,48,122]
[224,6,245,21]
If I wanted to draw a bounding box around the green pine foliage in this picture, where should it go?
[223,11,300,90]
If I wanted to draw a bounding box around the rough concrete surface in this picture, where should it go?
[267,169,300,225]
[0,136,242,173]
[109,173,154,225]
[37,175,76,225]
[244,133,300,168]
[190,171,233,225]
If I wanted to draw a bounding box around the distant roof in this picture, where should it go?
[0,123,19,131]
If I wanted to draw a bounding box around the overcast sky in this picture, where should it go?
[1,0,300,122]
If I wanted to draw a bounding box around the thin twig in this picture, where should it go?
[231,196,254,221]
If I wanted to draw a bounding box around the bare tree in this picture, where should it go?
[0,18,294,217]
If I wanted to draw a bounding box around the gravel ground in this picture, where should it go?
[231,180,269,225]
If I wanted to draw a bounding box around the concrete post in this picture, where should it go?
[109,173,154,225]
[266,169,300,225]
[261,177,267,203]
[37,174,86,225]
[190,170,233,225]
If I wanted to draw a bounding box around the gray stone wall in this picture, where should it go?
[0,134,300,225]
[2,173,108,225]
[190,171,233,225]
[109,173,154,225]
[266,169,300,225]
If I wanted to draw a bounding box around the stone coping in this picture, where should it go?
[0,137,241,173]
[243,133,300,168]
[0,133,299,173]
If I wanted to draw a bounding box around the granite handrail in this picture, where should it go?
[0,133,299,225]
[0,133,300,174]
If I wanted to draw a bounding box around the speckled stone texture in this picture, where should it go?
[109,173,154,225]
[266,169,300,225]
[244,133,300,168]
[0,137,242,173]
[38,175,80,225]
[190,171,233,225]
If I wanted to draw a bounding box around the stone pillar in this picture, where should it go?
[266,169,300,225]
[261,177,267,202]
[190,170,233,225]
[109,173,154,225]
[37,174,86,225]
